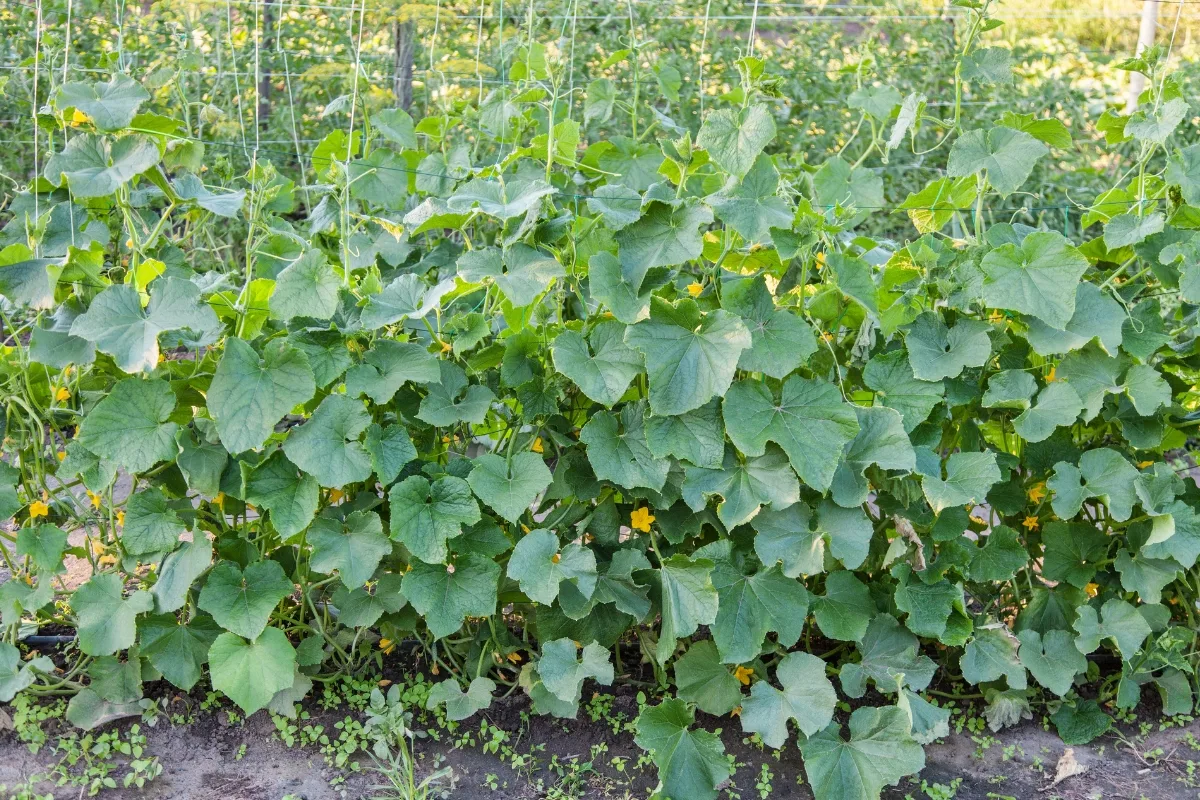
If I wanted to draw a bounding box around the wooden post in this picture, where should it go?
[393,20,415,110]
[259,0,275,129]
[1126,0,1158,113]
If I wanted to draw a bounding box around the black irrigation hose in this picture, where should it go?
[21,634,75,645]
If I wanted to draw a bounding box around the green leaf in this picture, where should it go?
[331,574,406,628]
[961,47,1013,84]
[840,614,936,697]
[863,350,944,432]
[893,566,964,641]
[980,232,1090,329]
[244,450,320,540]
[848,84,902,120]
[0,642,53,702]
[16,524,68,573]
[969,526,1029,582]
[345,340,439,404]
[76,378,179,474]
[1104,211,1165,249]
[697,103,776,178]
[282,394,373,489]
[44,134,160,198]
[580,401,669,493]
[198,559,293,640]
[536,638,613,702]
[121,487,184,556]
[813,156,884,210]
[360,274,451,330]
[635,699,731,800]
[723,376,858,493]
[508,528,596,605]
[589,251,654,324]
[1115,548,1182,603]
[55,74,150,130]
[426,676,496,721]
[1051,699,1112,745]
[402,554,499,639]
[1073,598,1151,660]
[645,399,725,470]
[1018,629,1085,696]
[388,474,480,564]
[1122,363,1171,415]
[960,625,1026,688]
[208,628,297,715]
[831,406,916,508]
[657,554,719,665]
[372,107,417,148]
[752,503,825,578]
[982,370,1036,409]
[904,312,992,381]
[674,640,741,717]
[1126,97,1189,145]
[947,126,1047,197]
[615,201,714,279]
[721,274,818,380]
[0,244,62,310]
[682,444,800,529]
[1042,521,1108,588]
[1012,382,1082,443]
[708,156,793,243]
[468,452,551,524]
[740,652,837,748]
[1025,282,1124,357]
[812,570,875,643]
[711,564,809,664]
[799,707,925,800]
[1144,500,1200,568]
[308,510,390,588]
[209,338,316,454]
[551,321,643,407]
[921,451,1001,514]
[417,361,496,427]
[364,423,416,486]
[72,573,153,657]
[150,538,212,614]
[448,177,556,220]
[71,279,219,373]
[269,250,341,321]
[625,300,751,416]
[139,613,220,691]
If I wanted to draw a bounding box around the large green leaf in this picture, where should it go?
[282,394,373,488]
[209,338,316,454]
[71,573,153,657]
[244,450,320,541]
[308,510,390,589]
[673,640,741,717]
[198,559,293,640]
[551,321,643,406]
[388,474,480,564]
[980,232,1090,329]
[947,126,1047,196]
[904,312,991,381]
[76,378,179,474]
[71,279,219,373]
[656,555,719,665]
[468,452,552,524]
[922,451,1001,513]
[721,274,817,379]
[697,103,776,178]
[740,651,837,748]
[508,528,597,605]
[44,134,160,198]
[711,563,808,664]
[269,250,341,321]
[682,445,800,529]
[625,299,751,416]
[799,707,926,800]
[402,554,499,639]
[344,340,439,404]
[579,401,669,492]
[208,628,297,715]
[635,699,731,800]
[723,376,859,492]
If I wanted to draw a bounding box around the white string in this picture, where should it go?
[746,0,760,55]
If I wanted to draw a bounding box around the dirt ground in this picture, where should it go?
[3,682,1200,800]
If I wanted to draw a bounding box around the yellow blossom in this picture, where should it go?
[379,638,396,654]
[431,662,440,676]
[734,665,754,685]
[378,679,393,687]
[815,252,826,269]
[87,491,102,509]
[506,651,522,664]
[328,488,345,504]
[90,538,105,556]
[55,387,70,403]
[1022,515,1039,531]
[116,510,125,526]
[439,339,452,354]
[1137,460,1154,468]
[531,437,544,454]
[157,352,165,365]
[214,492,225,509]
[630,507,655,533]
[70,109,91,127]
[28,500,49,520]
[1045,366,1057,382]
[820,331,834,342]
[1085,583,1099,598]
[521,523,530,533]
[55,450,65,462]
[98,554,117,566]
[1027,482,1047,504]
[687,282,703,297]
[730,706,742,717]
[551,553,562,564]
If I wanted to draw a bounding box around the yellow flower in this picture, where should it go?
[28,500,49,520]
[439,339,452,354]
[90,538,105,556]
[54,387,70,403]
[1085,583,1099,598]
[1027,482,1047,504]
[734,665,754,685]
[214,492,225,509]
[328,488,345,504]
[116,510,125,526]
[730,706,742,717]
[55,450,65,462]
[87,491,102,509]
[531,437,544,454]
[815,252,826,269]
[820,331,834,342]
[506,651,523,664]
[520,523,530,533]
[687,282,703,297]
[70,109,91,127]
[551,553,562,564]
[379,638,397,654]
[1022,515,1039,531]
[1137,460,1154,468]
[98,554,117,566]
[157,352,165,365]
[1045,366,1057,383]
[630,507,655,533]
